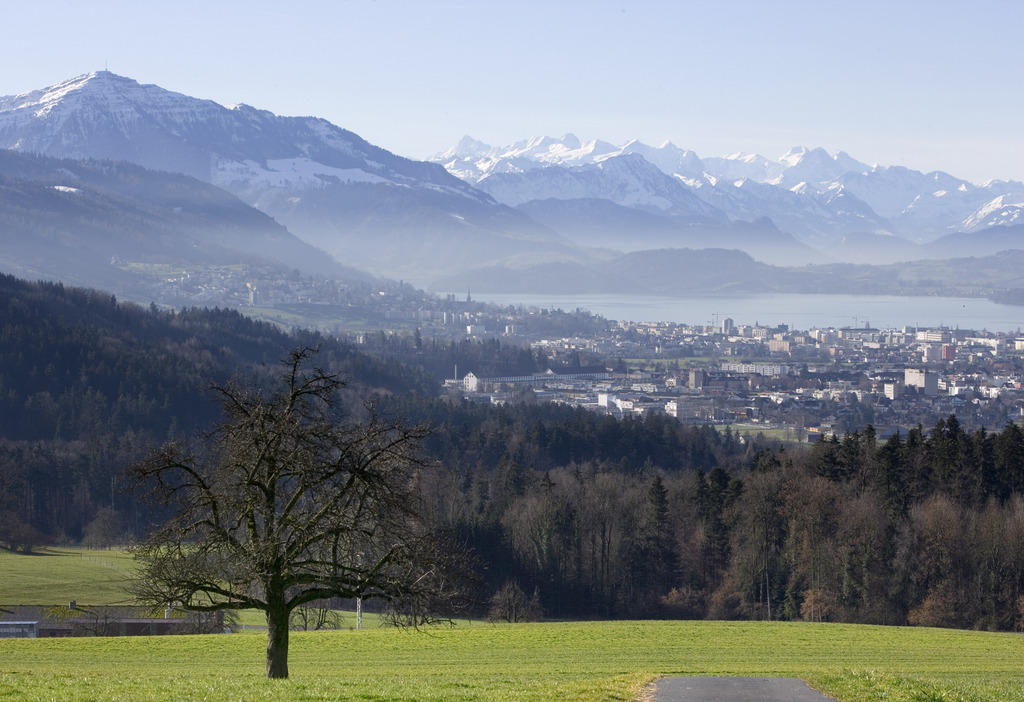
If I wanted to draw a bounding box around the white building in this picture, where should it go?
[905,368,938,396]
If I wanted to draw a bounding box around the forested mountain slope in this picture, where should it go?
[0,274,433,543]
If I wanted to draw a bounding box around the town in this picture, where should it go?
[437,314,1024,440]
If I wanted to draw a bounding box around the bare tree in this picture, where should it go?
[290,602,342,631]
[131,349,457,678]
[488,580,542,622]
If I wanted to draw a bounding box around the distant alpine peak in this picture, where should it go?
[559,132,582,149]
[779,145,809,162]
[778,145,868,172]
[0,70,223,127]
[434,135,489,162]
[1,70,129,112]
[0,70,488,204]
[778,145,832,166]
[961,194,1024,232]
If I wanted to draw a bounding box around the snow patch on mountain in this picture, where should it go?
[962,195,1024,232]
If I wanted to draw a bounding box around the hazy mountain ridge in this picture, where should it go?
[0,72,575,284]
[433,246,1024,300]
[515,197,815,266]
[4,71,1023,288]
[0,149,367,290]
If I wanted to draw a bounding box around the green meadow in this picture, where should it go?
[0,547,136,605]
[3,547,1024,700]
[0,547,385,629]
[1,620,1023,701]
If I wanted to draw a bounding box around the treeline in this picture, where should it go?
[379,395,738,474]
[356,332,606,382]
[360,333,547,380]
[418,419,1024,630]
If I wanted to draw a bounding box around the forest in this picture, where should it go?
[418,420,1024,631]
[2,273,1024,631]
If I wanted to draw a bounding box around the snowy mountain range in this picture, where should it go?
[0,72,572,284]
[433,134,1024,248]
[3,71,1024,290]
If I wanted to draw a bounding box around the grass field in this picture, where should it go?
[0,547,391,630]
[1,620,1024,701]
[4,548,1024,700]
[0,547,137,605]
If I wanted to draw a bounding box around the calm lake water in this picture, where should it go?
[474,293,1024,333]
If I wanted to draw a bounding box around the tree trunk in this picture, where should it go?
[266,602,290,679]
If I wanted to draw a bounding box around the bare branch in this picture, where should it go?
[131,348,462,679]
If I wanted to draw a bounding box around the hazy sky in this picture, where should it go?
[5,0,1023,182]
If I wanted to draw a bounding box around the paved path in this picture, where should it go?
[652,676,836,701]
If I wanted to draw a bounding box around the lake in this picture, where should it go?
[473,293,1024,332]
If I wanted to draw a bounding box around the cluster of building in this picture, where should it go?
[450,320,1024,438]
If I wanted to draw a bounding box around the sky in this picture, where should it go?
[4,0,1023,183]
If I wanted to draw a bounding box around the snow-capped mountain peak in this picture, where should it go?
[437,134,495,161]
[558,132,582,150]
[0,71,229,144]
[770,146,870,189]
[778,145,813,168]
[962,194,1024,231]
[2,70,126,112]
[0,71,489,203]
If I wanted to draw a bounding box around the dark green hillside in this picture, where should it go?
[0,274,433,440]
[0,274,434,543]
